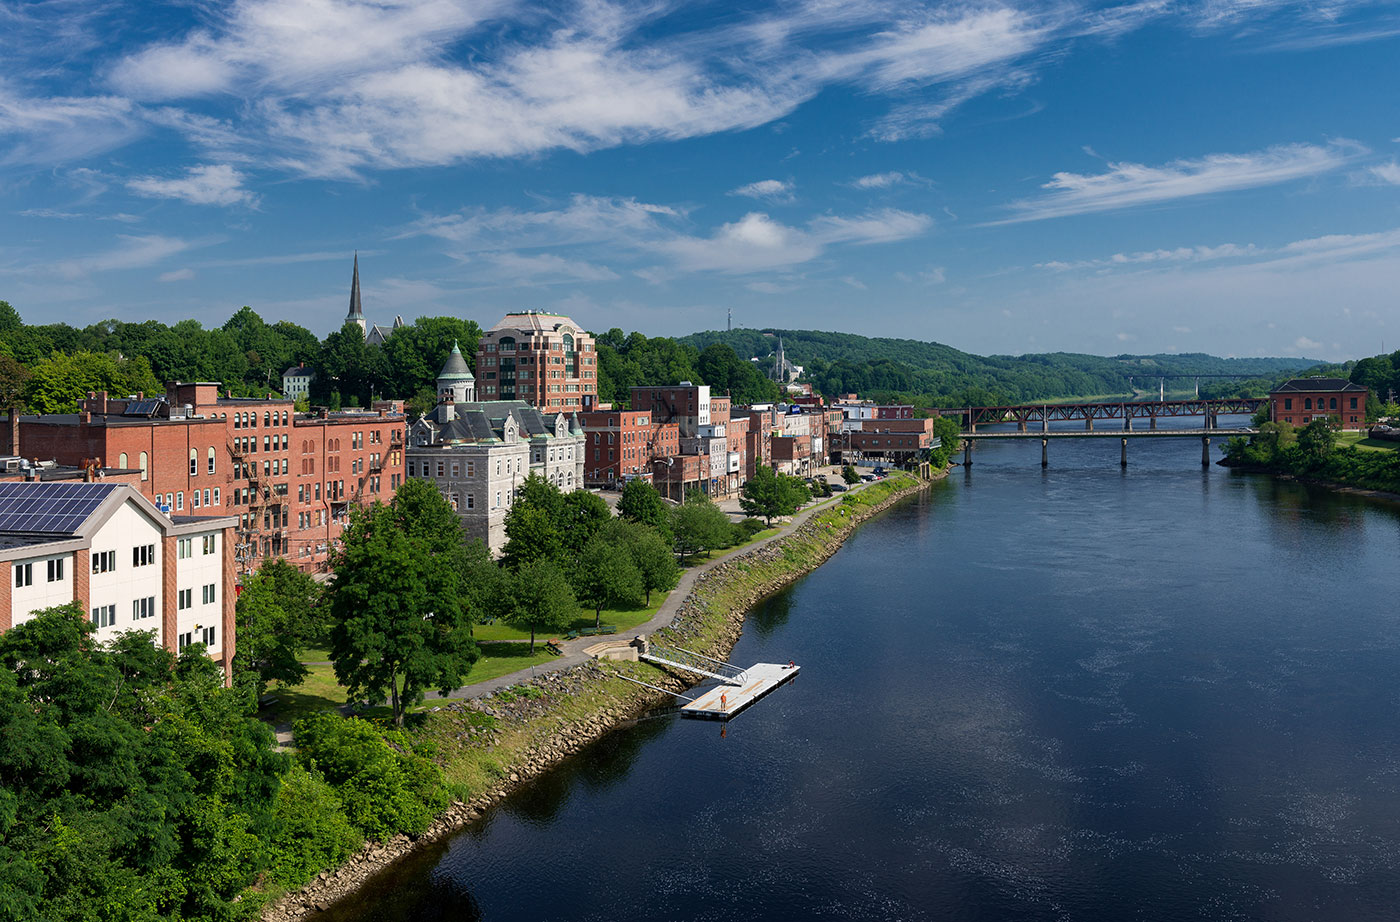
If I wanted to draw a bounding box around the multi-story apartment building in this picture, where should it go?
[631,384,750,498]
[407,350,586,552]
[0,481,236,680]
[579,409,680,488]
[1269,378,1368,429]
[17,383,405,575]
[475,312,598,413]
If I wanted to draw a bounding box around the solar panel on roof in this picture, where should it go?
[123,399,162,416]
[0,482,119,535]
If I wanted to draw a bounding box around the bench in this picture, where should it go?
[577,624,618,637]
[563,630,580,640]
[546,639,565,655]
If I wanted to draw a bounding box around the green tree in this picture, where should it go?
[328,503,477,725]
[740,466,810,525]
[259,556,326,644]
[1298,417,1337,464]
[629,526,679,604]
[501,473,565,569]
[619,477,669,537]
[559,489,612,562]
[670,489,731,559]
[574,535,644,626]
[841,464,860,485]
[234,570,308,697]
[500,558,577,652]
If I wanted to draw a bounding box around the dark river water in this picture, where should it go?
[316,422,1400,922]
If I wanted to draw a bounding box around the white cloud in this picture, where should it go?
[483,252,619,284]
[159,268,195,281]
[851,171,908,189]
[660,208,930,272]
[1295,336,1323,351]
[729,179,793,201]
[404,195,680,251]
[51,235,194,278]
[1369,161,1400,185]
[1037,242,1261,270]
[127,164,257,206]
[995,140,1362,224]
[0,85,138,165]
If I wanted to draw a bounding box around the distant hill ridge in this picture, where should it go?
[678,328,1321,405]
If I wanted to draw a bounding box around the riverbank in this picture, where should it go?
[1220,459,1400,505]
[258,470,938,922]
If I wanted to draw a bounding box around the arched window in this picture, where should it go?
[282,411,289,425]
[1329,397,1337,410]
[139,452,148,481]
[233,414,240,429]
[264,412,271,427]
[208,446,216,474]
[1304,398,1313,409]
[118,452,128,468]
[189,448,198,475]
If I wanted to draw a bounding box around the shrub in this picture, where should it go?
[263,764,362,887]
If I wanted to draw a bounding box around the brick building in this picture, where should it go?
[579,408,680,488]
[630,384,747,497]
[17,383,405,575]
[475,312,598,413]
[1270,378,1368,430]
[0,481,237,682]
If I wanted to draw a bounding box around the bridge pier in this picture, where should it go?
[1085,417,1094,431]
[964,441,972,468]
[1201,436,1210,466]
[1041,438,1048,468]
[1149,414,1157,430]
[1017,421,1027,433]
[1121,437,1128,467]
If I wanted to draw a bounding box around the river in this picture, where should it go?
[315,423,1400,921]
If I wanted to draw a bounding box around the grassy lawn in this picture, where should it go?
[1337,431,1400,452]
[261,661,346,725]
[467,641,561,682]
[474,589,673,641]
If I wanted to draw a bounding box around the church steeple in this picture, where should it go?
[346,253,366,334]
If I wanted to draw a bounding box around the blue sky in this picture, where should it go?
[2,0,1399,360]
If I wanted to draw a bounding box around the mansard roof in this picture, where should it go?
[425,400,566,444]
[488,311,578,333]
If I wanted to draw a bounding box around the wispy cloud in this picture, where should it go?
[1035,227,1400,274]
[729,179,794,201]
[851,171,909,189]
[992,140,1362,224]
[659,208,931,273]
[1368,161,1400,185]
[0,84,137,165]
[51,234,195,278]
[127,164,258,207]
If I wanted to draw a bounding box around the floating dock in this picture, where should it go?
[677,662,800,721]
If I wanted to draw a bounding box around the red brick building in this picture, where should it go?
[476,312,598,413]
[579,409,680,487]
[18,383,405,576]
[1269,378,1368,430]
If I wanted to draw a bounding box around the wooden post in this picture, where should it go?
[1121,437,1128,467]
[1041,438,1048,468]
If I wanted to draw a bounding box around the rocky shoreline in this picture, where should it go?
[260,472,938,922]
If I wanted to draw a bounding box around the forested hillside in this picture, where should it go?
[681,328,1321,406]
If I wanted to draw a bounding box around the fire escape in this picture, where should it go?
[228,441,288,567]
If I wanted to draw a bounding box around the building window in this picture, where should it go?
[14,563,32,588]
[91,550,116,573]
[132,544,155,567]
[208,447,216,474]
[138,451,149,481]
[466,460,475,477]
[91,605,116,628]
[46,558,64,582]
[213,488,220,505]
[193,491,201,509]
[465,493,475,509]
[1284,398,1292,410]
[495,491,502,508]
[178,537,192,559]
[1329,397,1338,410]
[202,626,216,647]
[203,534,216,555]
[203,489,210,506]
[178,588,192,610]
[190,448,198,475]
[178,631,193,652]
[133,596,155,620]
[203,583,216,604]
[1351,397,1359,409]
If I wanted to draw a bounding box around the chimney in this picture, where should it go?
[79,410,91,424]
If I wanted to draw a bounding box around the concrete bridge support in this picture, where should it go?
[1041,438,1048,468]
[1201,437,1211,467]
[1149,415,1158,430]
[964,441,972,468]
[1085,417,1094,431]
[1121,438,1128,467]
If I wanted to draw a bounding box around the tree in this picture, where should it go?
[842,464,860,485]
[559,489,612,562]
[619,477,669,537]
[328,503,477,726]
[500,559,577,652]
[629,526,679,604]
[501,474,565,569]
[1297,417,1337,464]
[234,570,308,697]
[670,490,732,559]
[574,535,643,626]
[259,557,325,643]
[740,466,810,525]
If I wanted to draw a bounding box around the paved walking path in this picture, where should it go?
[270,476,893,745]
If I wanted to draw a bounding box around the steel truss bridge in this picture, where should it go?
[941,397,1266,431]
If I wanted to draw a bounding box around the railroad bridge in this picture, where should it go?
[941,398,1264,467]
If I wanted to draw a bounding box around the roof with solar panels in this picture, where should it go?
[0,481,237,561]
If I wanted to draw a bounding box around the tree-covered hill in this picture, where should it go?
[680,328,1321,406]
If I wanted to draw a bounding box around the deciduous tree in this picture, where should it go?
[500,558,576,652]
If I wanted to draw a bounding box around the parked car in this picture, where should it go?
[829,482,848,492]
[861,473,876,482]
